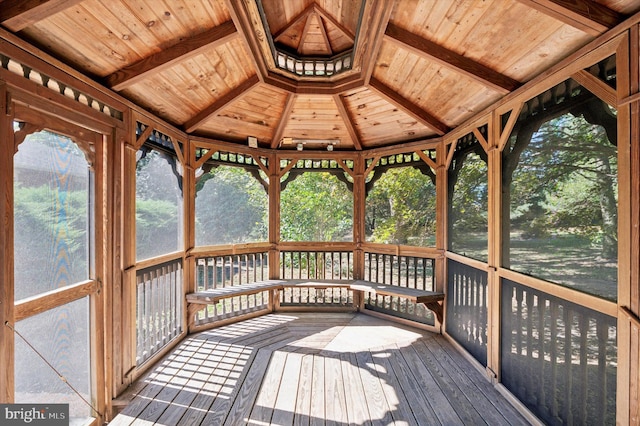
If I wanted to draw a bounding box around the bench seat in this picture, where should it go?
[186,280,286,305]
[349,280,444,322]
[186,279,445,327]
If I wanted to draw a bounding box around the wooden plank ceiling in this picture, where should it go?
[1,0,638,150]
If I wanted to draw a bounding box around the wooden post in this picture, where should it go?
[435,142,447,295]
[629,24,640,425]
[182,137,195,339]
[105,125,124,414]
[486,110,503,382]
[269,153,280,279]
[0,81,15,403]
[352,155,366,280]
[617,26,637,426]
[91,132,107,421]
[119,111,138,391]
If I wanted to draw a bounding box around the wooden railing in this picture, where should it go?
[135,257,183,366]
[446,258,488,366]
[278,248,354,308]
[196,251,270,290]
[501,278,617,425]
[193,250,270,326]
[279,249,353,281]
[362,249,436,325]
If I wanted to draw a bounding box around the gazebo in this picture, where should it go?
[1,0,639,424]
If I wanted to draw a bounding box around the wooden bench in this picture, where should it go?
[186,280,287,326]
[186,279,445,328]
[349,280,444,323]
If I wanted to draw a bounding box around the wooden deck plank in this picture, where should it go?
[217,339,298,426]
[433,337,531,425]
[367,346,420,424]
[324,353,349,425]
[248,350,288,423]
[408,339,487,425]
[294,354,314,424]
[175,342,245,426]
[383,343,442,424]
[399,343,465,424]
[340,351,372,425]
[154,342,230,425]
[355,350,396,425]
[416,338,523,426]
[110,313,530,426]
[309,355,326,426]
[271,352,305,425]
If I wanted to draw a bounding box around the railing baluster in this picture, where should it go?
[563,305,574,424]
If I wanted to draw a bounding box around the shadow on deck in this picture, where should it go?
[109,313,530,425]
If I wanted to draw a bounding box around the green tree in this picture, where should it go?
[280,172,352,241]
[366,167,436,246]
[195,166,268,245]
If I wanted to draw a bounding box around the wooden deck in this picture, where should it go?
[109,313,530,425]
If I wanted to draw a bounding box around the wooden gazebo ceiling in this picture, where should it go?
[2,0,639,151]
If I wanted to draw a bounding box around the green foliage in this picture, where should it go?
[510,113,617,256]
[366,167,436,246]
[195,166,268,245]
[449,150,488,260]
[451,152,488,233]
[13,185,88,296]
[136,149,183,259]
[280,172,352,241]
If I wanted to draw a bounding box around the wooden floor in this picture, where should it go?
[109,313,530,425]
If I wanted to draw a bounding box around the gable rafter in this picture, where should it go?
[368,77,449,136]
[299,10,332,55]
[334,94,363,150]
[515,0,624,36]
[271,93,296,148]
[384,23,520,94]
[359,0,394,85]
[0,0,83,32]
[184,74,260,133]
[273,4,356,47]
[106,20,238,91]
[272,3,314,45]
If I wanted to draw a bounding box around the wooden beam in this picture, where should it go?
[369,77,449,135]
[271,93,296,148]
[313,4,355,42]
[498,102,524,151]
[515,0,623,36]
[0,81,15,403]
[358,0,394,85]
[0,0,83,32]
[415,150,437,171]
[224,0,270,81]
[445,139,458,169]
[184,74,260,133]
[299,11,332,55]
[473,127,490,153]
[384,23,520,94]
[273,3,316,42]
[333,94,363,150]
[106,20,238,91]
[572,69,616,107]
